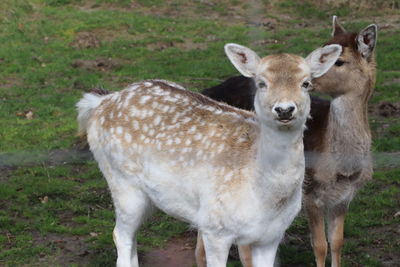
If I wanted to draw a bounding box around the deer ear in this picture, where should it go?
[356,24,377,59]
[331,15,346,37]
[306,44,342,78]
[224,43,261,78]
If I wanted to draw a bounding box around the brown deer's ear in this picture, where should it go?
[356,24,378,59]
[331,16,346,37]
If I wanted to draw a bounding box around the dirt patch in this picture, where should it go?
[141,232,197,267]
[370,101,400,117]
[70,31,101,49]
[1,75,22,89]
[71,58,120,72]
[383,77,400,86]
[32,232,92,266]
[0,148,93,169]
[147,40,207,51]
[346,224,400,267]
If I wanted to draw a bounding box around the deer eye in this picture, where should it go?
[302,81,312,90]
[257,81,266,88]
[335,59,345,66]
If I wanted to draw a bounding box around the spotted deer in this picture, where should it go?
[76,43,341,267]
[199,17,377,267]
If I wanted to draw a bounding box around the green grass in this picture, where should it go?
[0,0,399,266]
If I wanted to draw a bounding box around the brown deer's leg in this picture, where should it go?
[238,245,253,267]
[195,231,207,267]
[306,203,327,267]
[327,208,346,267]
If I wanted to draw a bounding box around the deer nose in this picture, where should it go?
[273,104,296,120]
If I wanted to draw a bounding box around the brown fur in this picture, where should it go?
[303,19,376,267]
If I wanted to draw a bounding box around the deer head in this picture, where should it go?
[313,16,378,98]
[224,43,342,131]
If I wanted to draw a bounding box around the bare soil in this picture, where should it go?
[141,232,197,267]
[32,232,92,267]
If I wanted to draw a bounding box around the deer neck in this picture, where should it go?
[326,93,372,173]
[256,122,305,187]
[329,93,371,143]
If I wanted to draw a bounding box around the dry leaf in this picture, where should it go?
[25,110,34,119]
[40,196,49,204]
[16,110,34,119]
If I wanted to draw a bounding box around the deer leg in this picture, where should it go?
[201,232,232,267]
[327,206,346,267]
[195,231,207,267]
[306,203,327,267]
[251,238,281,267]
[112,186,151,267]
[238,245,253,267]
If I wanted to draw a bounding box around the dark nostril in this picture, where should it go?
[275,106,295,118]
[274,107,283,115]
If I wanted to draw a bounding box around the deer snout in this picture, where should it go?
[273,103,297,121]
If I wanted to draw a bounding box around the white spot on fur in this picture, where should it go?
[171,113,180,124]
[217,144,225,153]
[111,94,119,101]
[156,143,162,150]
[130,107,140,117]
[175,137,181,144]
[152,86,165,96]
[116,127,123,135]
[162,105,170,113]
[164,95,177,102]
[123,93,134,108]
[182,147,192,153]
[167,105,176,113]
[144,82,152,87]
[224,171,234,182]
[209,129,216,136]
[100,116,105,125]
[185,139,191,145]
[139,95,152,105]
[128,84,140,91]
[124,133,132,143]
[153,115,161,126]
[182,117,191,124]
[188,126,196,134]
[194,133,202,141]
[133,120,139,130]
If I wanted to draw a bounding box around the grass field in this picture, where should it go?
[0,0,399,266]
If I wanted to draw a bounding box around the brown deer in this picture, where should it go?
[198,16,377,267]
[77,43,341,267]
